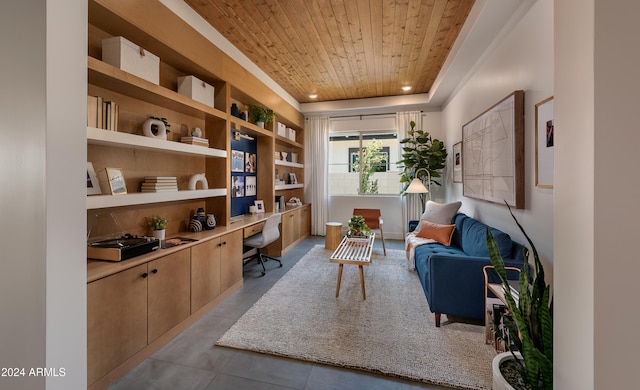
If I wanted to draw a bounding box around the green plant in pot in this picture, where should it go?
[397,121,447,208]
[248,104,277,128]
[347,215,371,237]
[487,202,553,389]
[146,215,168,240]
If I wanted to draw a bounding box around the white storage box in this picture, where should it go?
[288,128,296,141]
[277,122,287,137]
[102,36,160,85]
[177,75,215,107]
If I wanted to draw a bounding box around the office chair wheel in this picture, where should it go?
[260,271,266,276]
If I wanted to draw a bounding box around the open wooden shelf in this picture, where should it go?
[86,188,226,210]
[275,159,303,168]
[87,127,226,158]
[88,56,226,121]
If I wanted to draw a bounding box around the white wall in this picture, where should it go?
[592,2,640,386]
[441,0,554,276]
[555,1,640,388]
[0,1,87,389]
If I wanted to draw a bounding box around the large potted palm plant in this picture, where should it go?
[487,203,553,389]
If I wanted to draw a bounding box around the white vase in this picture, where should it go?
[256,121,265,128]
[151,229,165,241]
[492,352,520,390]
[142,118,167,140]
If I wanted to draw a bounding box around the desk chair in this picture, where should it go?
[353,208,386,255]
[243,213,283,276]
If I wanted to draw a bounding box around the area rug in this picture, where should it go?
[216,245,495,389]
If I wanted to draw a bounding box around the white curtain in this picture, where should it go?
[397,111,424,233]
[304,116,329,235]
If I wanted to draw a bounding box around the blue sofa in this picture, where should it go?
[410,213,528,327]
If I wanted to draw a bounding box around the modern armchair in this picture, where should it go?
[243,213,283,276]
[353,208,386,255]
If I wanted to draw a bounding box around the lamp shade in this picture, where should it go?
[406,178,429,193]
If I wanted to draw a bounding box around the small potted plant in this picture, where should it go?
[248,104,277,128]
[347,215,371,238]
[488,202,553,389]
[146,215,168,241]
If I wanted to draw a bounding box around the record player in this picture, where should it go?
[87,234,160,261]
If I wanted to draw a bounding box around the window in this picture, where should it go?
[328,131,399,195]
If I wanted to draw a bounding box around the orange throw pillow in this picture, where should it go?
[414,220,456,246]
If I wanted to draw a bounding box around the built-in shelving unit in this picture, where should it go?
[86,0,305,237]
[85,2,309,388]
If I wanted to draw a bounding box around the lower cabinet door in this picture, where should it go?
[220,230,243,291]
[87,264,148,385]
[190,237,222,313]
[147,248,191,343]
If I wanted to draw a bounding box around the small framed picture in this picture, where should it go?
[231,175,245,198]
[254,200,265,213]
[245,176,257,196]
[452,141,462,183]
[245,152,256,173]
[106,167,127,195]
[87,162,102,195]
[231,150,244,172]
[289,172,297,184]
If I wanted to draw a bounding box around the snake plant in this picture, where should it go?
[487,203,553,389]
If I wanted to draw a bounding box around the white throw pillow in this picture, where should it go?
[420,200,462,225]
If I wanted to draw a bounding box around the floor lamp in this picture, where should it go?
[405,168,431,215]
[405,168,431,199]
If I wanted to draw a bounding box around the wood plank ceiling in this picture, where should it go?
[185,0,474,103]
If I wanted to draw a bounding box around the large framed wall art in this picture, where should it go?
[462,90,525,208]
[535,96,554,188]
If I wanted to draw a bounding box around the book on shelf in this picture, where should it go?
[143,176,177,182]
[87,95,118,131]
[141,183,178,189]
[140,187,178,192]
[180,136,209,146]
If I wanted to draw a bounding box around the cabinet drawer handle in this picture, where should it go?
[141,273,149,279]
[222,241,227,246]
[151,269,158,274]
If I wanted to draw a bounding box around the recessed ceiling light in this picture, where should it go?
[309,93,318,99]
[402,85,412,92]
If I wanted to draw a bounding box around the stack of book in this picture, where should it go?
[180,136,209,147]
[140,176,178,192]
[87,95,119,131]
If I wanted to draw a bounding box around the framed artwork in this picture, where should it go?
[462,90,525,208]
[231,150,245,172]
[87,162,102,195]
[289,172,297,184]
[254,200,265,213]
[106,167,127,195]
[452,142,462,183]
[535,96,554,188]
[245,176,257,196]
[245,152,257,173]
[231,175,244,198]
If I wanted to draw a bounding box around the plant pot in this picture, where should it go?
[151,229,165,241]
[492,352,521,390]
[256,121,265,128]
